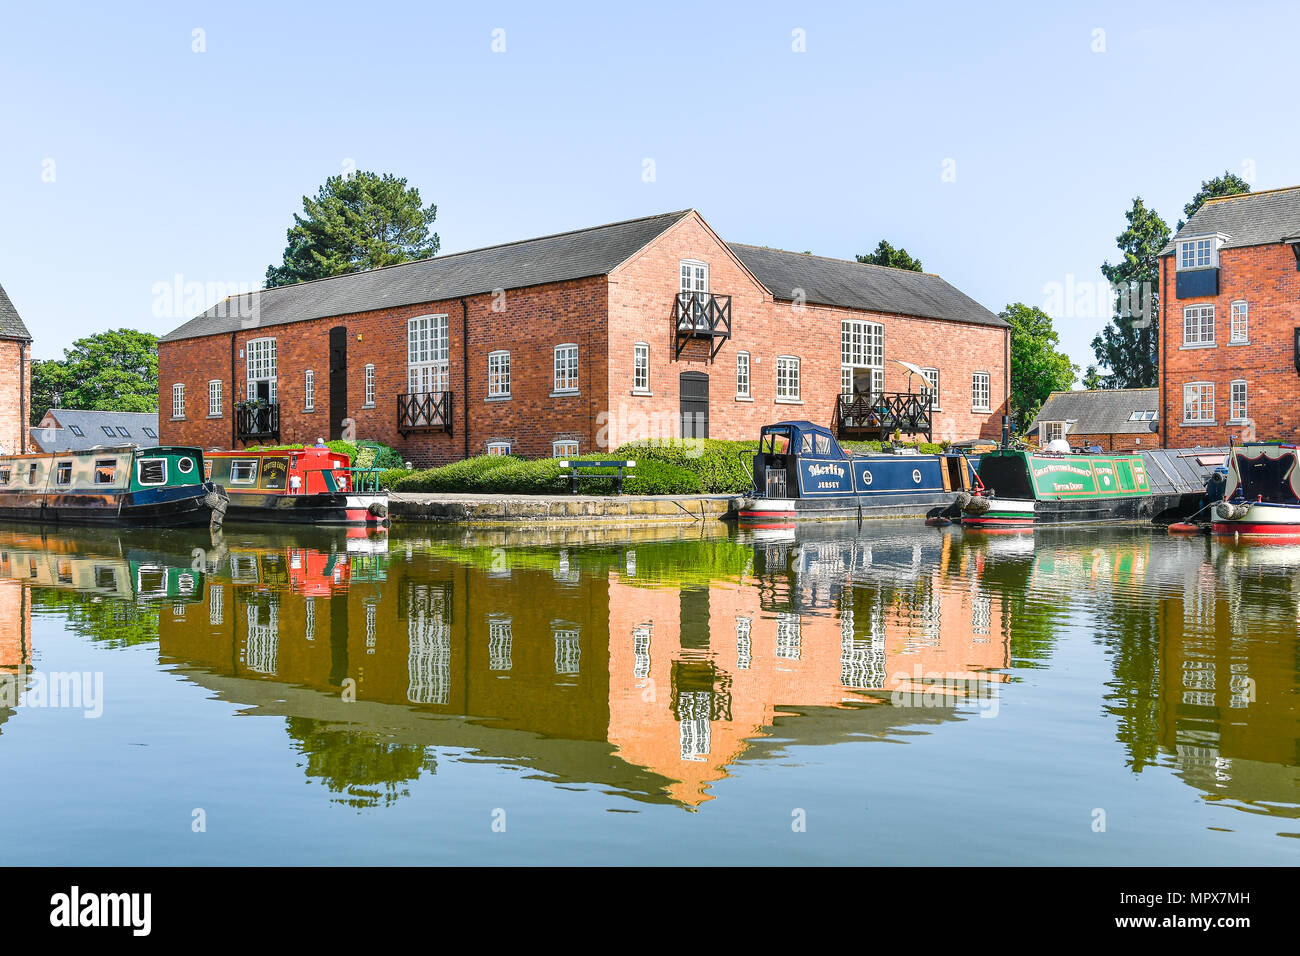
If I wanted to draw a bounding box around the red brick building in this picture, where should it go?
[1158,187,1300,447]
[1029,388,1159,452]
[159,210,1009,464]
[0,283,32,456]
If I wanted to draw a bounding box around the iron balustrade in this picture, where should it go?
[397,390,453,436]
[234,402,280,444]
[673,291,733,360]
[833,392,932,442]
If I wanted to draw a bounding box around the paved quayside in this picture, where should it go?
[387,492,739,525]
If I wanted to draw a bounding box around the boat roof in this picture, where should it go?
[207,446,348,462]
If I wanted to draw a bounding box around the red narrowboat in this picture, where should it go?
[205,447,389,528]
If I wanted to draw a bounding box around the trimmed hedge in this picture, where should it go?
[612,439,757,494]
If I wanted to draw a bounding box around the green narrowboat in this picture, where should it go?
[0,446,226,528]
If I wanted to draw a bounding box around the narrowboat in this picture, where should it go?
[960,444,1203,529]
[1212,442,1300,539]
[206,446,389,528]
[0,446,225,528]
[736,421,979,524]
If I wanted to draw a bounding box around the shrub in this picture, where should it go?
[613,439,757,494]
[624,459,703,495]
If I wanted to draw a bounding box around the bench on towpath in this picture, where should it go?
[560,459,636,495]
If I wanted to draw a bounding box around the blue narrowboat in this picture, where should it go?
[737,421,979,524]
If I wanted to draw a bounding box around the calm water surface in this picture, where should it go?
[0,520,1295,865]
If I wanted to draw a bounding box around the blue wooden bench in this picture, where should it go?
[559,459,636,495]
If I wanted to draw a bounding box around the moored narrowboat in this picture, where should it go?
[206,446,389,528]
[0,446,224,528]
[736,421,979,524]
[1211,442,1300,539]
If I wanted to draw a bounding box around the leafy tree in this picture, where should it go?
[1081,365,1107,390]
[265,172,440,287]
[1001,303,1077,432]
[1089,197,1169,389]
[1179,171,1251,229]
[30,329,158,424]
[856,240,923,272]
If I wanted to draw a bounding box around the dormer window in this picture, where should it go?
[1178,237,1215,270]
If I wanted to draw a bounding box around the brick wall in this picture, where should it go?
[0,339,30,455]
[1159,243,1300,446]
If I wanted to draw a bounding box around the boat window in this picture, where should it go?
[815,434,835,456]
[0,467,9,485]
[177,456,195,475]
[230,460,259,484]
[94,460,117,484]
[137,458,167,486]
[801,433,814,455]
[27,464,38,484]
[94,566,118,591]
[55,461,73,485]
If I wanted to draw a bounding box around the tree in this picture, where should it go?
[856,240,923,272]
[1179,171,1251,229]
[1081,365,1107,390]
[1002,303,1077,432]
[1089,197,1169,389]
[30,329,159,425]
[265,172,440,288]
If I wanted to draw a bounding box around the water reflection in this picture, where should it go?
[0,522,1295,822]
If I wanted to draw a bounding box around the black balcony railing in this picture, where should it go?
[397,390,453,436]
[833,392,932,442]
[234,402,280,444]
[673,291,733,360]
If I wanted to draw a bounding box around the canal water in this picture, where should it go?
[0,521,1294,865]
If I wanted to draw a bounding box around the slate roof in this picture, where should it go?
[33,409,161,452]
[0,282,32,341]
[160,210,695,342]
[1162,185,1300,254]
[728,244,1007,328]
[1030,388,1159,436]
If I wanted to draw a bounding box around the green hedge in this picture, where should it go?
[248,439,403,470]
[612,439,757,494]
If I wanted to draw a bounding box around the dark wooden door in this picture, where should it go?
[329,326,348,441]
[680,372,709,439]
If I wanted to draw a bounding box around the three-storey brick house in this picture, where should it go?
[1158,187,1300,447]
[158,210,1009,464]
[0,283,32,456]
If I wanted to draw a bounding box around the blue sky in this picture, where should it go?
[3,0,1298,373]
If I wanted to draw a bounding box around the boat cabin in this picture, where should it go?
[206,447,355,496]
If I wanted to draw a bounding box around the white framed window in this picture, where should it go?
[364,364,375,407]
[488,351,511,398]
[1230,301,1248,343]
[1178,237,1215,270]
[972,371,991,412]
[136,458,167,486]
[171,383,185,419]
[1183,305,1215,346]
[229,459,259,484]
[304,370,314,411]
[633,343,649,394]
[736,351,751,398]
[1042,421,1066,443]
[680,259,708,295]
[207,380,222,417]
[1183,382,1215,423]
[245,337,277,402]
[408,314,450,393]
[920,368,941,410]
[776,355,801,402]
[486,442,511,456]
[554,344,579,393]
[1229,380,1248,422]
[553,440,579,458]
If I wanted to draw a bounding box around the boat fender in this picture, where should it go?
[368,501,389,518]
[963,495,992,516]
[1216,501,1251,521]
[954,491,972,510]
[1167,522,1201,535]
[204,491,228,514]
[925,515,952,528]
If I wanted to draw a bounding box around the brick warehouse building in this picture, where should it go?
[0,283,33,456]
[159,210,1009,463]
[1159,187,1300,447]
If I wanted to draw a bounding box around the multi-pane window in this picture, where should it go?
[488,351,511,397]
[245,338,277,402]
[408,315,450,393]
[920,368,940,410]
[1183,383,1215,423]
[364,364,375,406]
[1042,421,1066,443]
[554,344,579,393]
[172,383,185,419]
[1229,380,1248,422]
[736,351,750,398]
[1179,238,1214,270]
[680,260,708,295]
[776,356,800,401]
[207,380,222,417]
[486,442,511,456]
[972,371,991,412]
[1183,305,1215,345]
[304,370,314,411]
[553,440,579,458]
[633,343,649,393]
[841,319,884,396]
[1230,301,1248,343]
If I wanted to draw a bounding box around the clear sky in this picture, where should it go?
[3,0,1298,372]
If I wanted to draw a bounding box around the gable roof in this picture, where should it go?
[1162,185,1300,254]
[1030,388,1159,436]
[0,282,32,341]
[160,210,695,342]
[728,244,1007,328]
[34,409,160,451]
